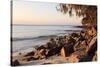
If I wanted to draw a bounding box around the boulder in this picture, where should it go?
[60,44,74,57]
[87,36,97,56]
[24,51,35,57]
[11,60,20,66]
[39,49,47,59]
[33,49,48,59]
[49,38,57,48]
[61,47,66,57]
[46,46,62,58]
[71,51,92,62]
[71,33,79,38]
[36,45,45,50]
[77,36,97,62]
[45,42,52,49]
[68,36,76,45]
[87,27,96,37]
[74,40,87,50]
[87,36,97,50]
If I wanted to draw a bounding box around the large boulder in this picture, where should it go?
[60,44,74,57]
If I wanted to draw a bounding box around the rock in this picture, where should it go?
[34,50,41,58]
[87,27,96,37]
[68,54,79,63]
[46,46,61,58]
[62,35,69,46]
[57,36,65,46]
[79,31,86,41]
[49,38,57,48]
[61,47,66,57]
[33,49,48,59]
[66,53,79,63]
[33,55,40,60]
[74,36,97,62]
[45,42,52,49]
[36,45,45,50]
[87,36,97,50]
[87,36,97,56]
[27,56,39,61]
[24,51,35,57]
[43,38,58,50]
[71,33,79,38]
[39,49,47,59]
[79,54,92,62]
[68,36,76,45]
[74,40,87,52]
[39,49,46,55]
[69,51,92,62]
[43,43,49,49]
[60,44,74,57]
[92,51,97,61]
[73,40,88,57]
[11,60,20,66]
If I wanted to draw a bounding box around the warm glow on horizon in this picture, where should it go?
[13,0,83,25]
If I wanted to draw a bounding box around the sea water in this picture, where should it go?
[12,25,82,55]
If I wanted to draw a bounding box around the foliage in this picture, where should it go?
[56,4,97,28]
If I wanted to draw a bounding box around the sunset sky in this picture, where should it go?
[13,0,83,25]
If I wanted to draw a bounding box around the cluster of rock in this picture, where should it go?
[12,26,97,66]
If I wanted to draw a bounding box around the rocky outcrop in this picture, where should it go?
[12,26,97,65]
[60,27,97,62]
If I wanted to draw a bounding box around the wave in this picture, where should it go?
[12,35,57,41]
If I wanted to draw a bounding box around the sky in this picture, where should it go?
[13,0,83,25]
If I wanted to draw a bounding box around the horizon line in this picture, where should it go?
[12,24,82,26]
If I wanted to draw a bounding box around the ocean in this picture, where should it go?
[12,25,82,55]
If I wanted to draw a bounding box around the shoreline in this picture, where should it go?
[12,30,82,54]
[11,28,97,66]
